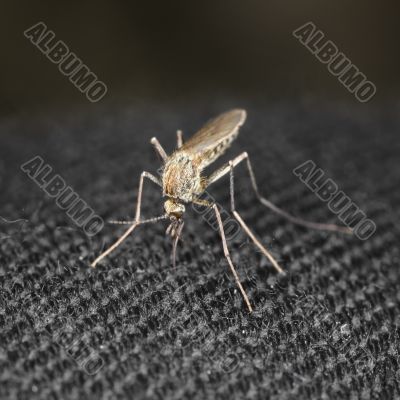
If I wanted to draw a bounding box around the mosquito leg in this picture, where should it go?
[91,171,162,268]
[141,171,162,187]
[150,137,168,162]
[213,204,253,313]
[176,130,183,148]
[133,172,161,218]
[228,160,284,274]
[243,154,352,234]
[207,152,351,234]
[91,224,139,268]
[206,153,283,273]
[207,152,247,186]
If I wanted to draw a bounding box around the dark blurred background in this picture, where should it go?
[0,0,399,117]
[2,4,400,399]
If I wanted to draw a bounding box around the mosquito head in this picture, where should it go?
[164,198,185,220]
[164,199,185,239]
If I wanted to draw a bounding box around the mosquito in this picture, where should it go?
[91,109,352,312]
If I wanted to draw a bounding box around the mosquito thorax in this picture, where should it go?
[164,199,185,219]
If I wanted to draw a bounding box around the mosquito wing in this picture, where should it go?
[180,109,247,168]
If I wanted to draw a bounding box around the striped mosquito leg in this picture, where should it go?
[213,204,253,313]
[91,171,161,268]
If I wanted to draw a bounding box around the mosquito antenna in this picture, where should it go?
[108,215,167,225]
[91,214,168,268]
[109,220,135,225]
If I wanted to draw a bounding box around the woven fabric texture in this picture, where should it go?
[0,102,399,399]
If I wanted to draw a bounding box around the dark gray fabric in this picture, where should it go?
[0,101,399,399]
